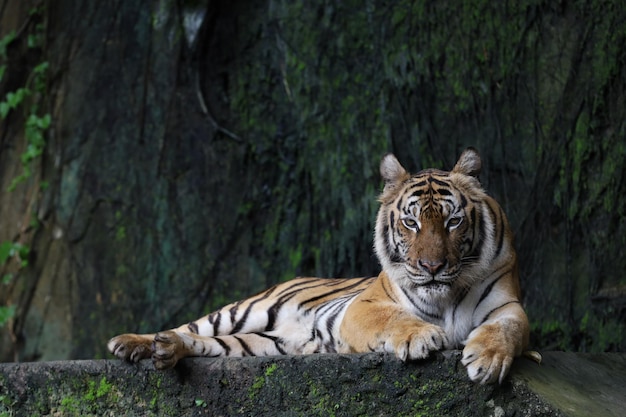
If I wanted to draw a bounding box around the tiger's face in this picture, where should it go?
[375,149,486,299]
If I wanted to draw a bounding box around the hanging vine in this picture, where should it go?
[0,4,49,329]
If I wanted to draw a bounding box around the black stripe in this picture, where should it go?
[410,189,427,198]
[229,303,241,327]
[263,279,352,331]
[494,205,505,258]
[233,335,254,356]
[324,313,337,350]
[476,277,497,305]
[265,304,277,332]
[401,286,442,320]
[229,305,252,334]
[301,278,373,309]
[274,278,324,297]
[451,286,470,323]
[187,322,199,334]
[265,278,372,331]
[253,332,287,355]
[429,176,449,187]
[474,267,512,312]
[459,193,467,208]
[484,202,501,257]
[315,292,357,316]
[211,312,221,335]
[396,197,404,211]
[277,278,352,301]
[389,249,403,264]
[479,301,521,325]
[468,207,484,259]
[310,291,369,353]
[230,284,283,334]
[416,304,442,321]
[213,337,231,355]
[381,278,398,302]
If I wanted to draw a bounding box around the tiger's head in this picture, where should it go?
[374,147,489,300]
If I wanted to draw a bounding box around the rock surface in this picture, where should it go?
[0,351,624,416]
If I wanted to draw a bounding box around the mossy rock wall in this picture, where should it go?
[1,352,625,417]
[1,0,626,364]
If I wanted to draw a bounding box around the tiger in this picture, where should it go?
[108,147,530,384]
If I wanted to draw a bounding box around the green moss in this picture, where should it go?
[51,376,119,415]
[248,362,281,400]
[250,375,265,391]
[59,395,81,415]
[83,376,113,402]
[115,226,127,241]
[194,399,207,408]
[0,392,13,417]
[305,379,337,417]
[144,371,180,415]
[264,362,278,377]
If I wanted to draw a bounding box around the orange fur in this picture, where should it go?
[339,272,448,360]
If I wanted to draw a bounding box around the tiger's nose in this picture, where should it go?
[418,259,445,275]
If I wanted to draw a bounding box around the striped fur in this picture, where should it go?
[108,148,529,384]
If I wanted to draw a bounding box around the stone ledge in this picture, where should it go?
[0,351,624,416]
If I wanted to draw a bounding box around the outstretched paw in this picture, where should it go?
[108,334,154,362]
[152,331,184,370]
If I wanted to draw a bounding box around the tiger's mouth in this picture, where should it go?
[406,275,457,288]
[421,279,452,287]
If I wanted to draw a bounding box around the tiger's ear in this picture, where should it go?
[380,154,410,186]
[452,147,482,178]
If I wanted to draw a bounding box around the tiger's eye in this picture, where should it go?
[447,217,462,228]
[402,218,419,230]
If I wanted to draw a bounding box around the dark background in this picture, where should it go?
[1,0,624,362]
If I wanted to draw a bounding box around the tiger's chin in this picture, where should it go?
[400,277,456,301]
[415,281,454,299]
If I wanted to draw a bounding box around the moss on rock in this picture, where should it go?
[4,352,623,416]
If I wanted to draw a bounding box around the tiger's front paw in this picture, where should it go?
[387,322,448,361]
[152,331,185,370]
[461,324,517,384]
[108,333,153,362]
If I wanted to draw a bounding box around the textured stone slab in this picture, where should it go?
[0,351,623,416]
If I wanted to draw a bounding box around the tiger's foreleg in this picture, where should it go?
[339,306,448,360]
[461,301,529,384]
[338,275,448,360]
